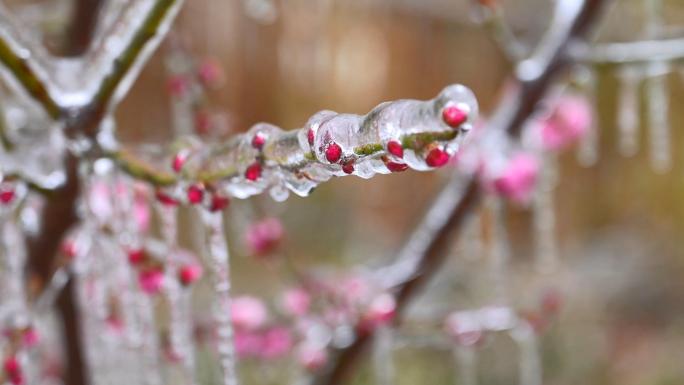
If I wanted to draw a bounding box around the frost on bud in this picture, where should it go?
[186,184,204,204]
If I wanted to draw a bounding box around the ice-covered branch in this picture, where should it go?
[113,84,478,202]
[311,1,610,384]
[0,7,61,119]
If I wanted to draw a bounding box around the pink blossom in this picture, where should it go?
[244,218,284,256]
[281,288,311,316]
[231,296,268,330]
[259,327,293,359]
[138,269,165,295]
[539,95,592,151]
[492,153,539,204]
[166,75,190,97]
[234,331,263,358]
[297,345,328,371]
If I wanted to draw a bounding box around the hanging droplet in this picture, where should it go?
[452,346,478,385]
[616,66,641,157]
[484,196,510,305]
[645,61,671,174]
[575,68,599,167]
[372,326,395,385]
[510,322,542,385]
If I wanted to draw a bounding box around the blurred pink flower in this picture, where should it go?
[297,345,328,372]
[259,327,293,359]
[492,153,539,204]
[231,296,268,330]
[197,58,225,88]
[245,218,284,256]
[281,288,311,316]
[365,294,396,326]
[138,269,165,295]
[234,331,263,358]
[445,312,484,347]
[539,95,592,151]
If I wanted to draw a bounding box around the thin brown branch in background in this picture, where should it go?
[311,1,610,384]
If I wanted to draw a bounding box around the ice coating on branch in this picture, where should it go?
[150,84,477,202]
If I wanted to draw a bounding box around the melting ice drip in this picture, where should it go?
[119,84,478,204]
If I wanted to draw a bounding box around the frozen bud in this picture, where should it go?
[22,327,39,348]
[197,57,226,88]
[166,75,190,97]
[281,288,311,316]
[186,184,205,204]
[359,293,396,332]
[61,240,78,260]
[127,249,145,265]
[231,296,268,331]
[138,268,165,295]
[445,312,484,346]
[245,218,284,256]
[209,194,230,212]
[492,153,539,204]
[178,263,203,286]
[0,185,16,205]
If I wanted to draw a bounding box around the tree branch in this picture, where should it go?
[311,1,610,384]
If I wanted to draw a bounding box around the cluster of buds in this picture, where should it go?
[127,248,203,295]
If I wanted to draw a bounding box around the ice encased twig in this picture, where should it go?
[144,84,477,202]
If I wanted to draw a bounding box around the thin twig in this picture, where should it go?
[311,1,610,384]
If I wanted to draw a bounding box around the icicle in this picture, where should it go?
[200,209,239,385]
[452,346,478,385]
[510,321,542,385]
[575,68,599,166]
[372,326,395,385]
[484,196,510,305]
[461,211,483,261]
[533,154,559,273]
[616,66,641,157]
[645,61,671,173]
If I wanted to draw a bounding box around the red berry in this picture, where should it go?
[172,153,186,173]
[442,105,468,128]
[187,184,204,204]
[252,133,266,149]
[178,264,203,286]
[155,190,178,206]
[245,162,262,181]
[210,195,230,212]
[0,188,15,204]
[425,148,450,167]
[325,142,342,163]
[307,129,315,146]
[386,162,409,172]
[342,161,355,174]
[386,141,404,158]
[128,249,145,265]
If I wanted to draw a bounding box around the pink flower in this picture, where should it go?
[245,218,284,256]
[492,153,539,204]
[281,288,311,316]
[231,296,268,330]
[234,331,263,358]
[297,345,328,371]
[259,327,293,359]
[138,269,165,295]
[166,75,190,97]
[539,95,592,151]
